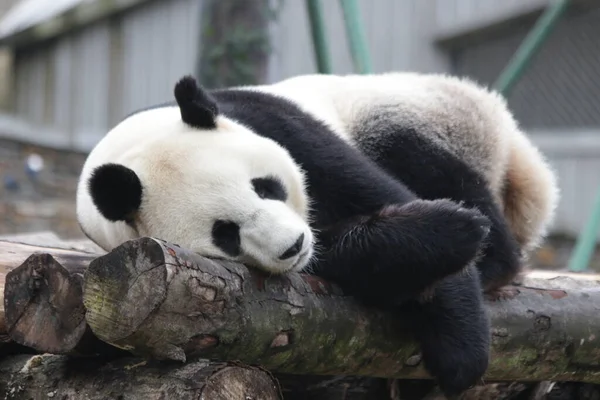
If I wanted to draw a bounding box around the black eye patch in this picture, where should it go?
[211,219,241,257]
[251,176,287,201]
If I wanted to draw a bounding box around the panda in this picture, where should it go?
[76,72,559,396]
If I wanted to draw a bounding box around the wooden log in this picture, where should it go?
[0,354,282,399]
[83,237,600,385]
[0,233,104,354]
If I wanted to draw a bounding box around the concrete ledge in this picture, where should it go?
[529,130,600,158]
[0,113,599,160]
[0,113,94,153]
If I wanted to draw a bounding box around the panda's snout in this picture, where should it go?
[279,233,305,260]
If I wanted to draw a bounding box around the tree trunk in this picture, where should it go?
[82,237,600,385]
[196,0,272,88]
[0,354,281,400]
[0,233,103,354]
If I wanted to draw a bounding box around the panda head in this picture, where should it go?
[76,76,313,274]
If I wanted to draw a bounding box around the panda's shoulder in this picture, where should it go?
[211,86,328,125]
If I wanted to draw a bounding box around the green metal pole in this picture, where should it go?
[306,0,333,74]
[339,0,372,74]
[494,0,570,96]
[568,187,600,272]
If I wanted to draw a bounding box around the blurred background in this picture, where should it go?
[0,0,598,272]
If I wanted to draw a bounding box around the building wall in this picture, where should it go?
[530,134,600,240]
[267,0,551,81]
[452,5,600,130]
[434,0,548,38]
[11,0,201,151]
[267,0,448,81]
[5,0,561,146]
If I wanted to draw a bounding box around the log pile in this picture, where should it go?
[1,232,600,399]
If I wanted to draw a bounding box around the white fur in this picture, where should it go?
[76,106,313,274]
[247,72,559,253]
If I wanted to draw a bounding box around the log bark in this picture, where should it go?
[83,237,600,385]
[0,354,282,400]
[0,354,596,400]
[0,233,104,354]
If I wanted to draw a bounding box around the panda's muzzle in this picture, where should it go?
[278,233,305,260]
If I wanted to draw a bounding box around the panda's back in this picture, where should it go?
[250,73,520,199]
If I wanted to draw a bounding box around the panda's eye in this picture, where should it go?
[212,219,241,257]
[251,176,287,201]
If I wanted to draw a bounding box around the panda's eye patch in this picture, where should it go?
[212,220,241,257]
[251,176,287,201]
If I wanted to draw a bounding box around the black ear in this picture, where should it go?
[88,163,143,223]
[174,75,219,129]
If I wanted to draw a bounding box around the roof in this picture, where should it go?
[0,0,87,40]
[0,0,149,46]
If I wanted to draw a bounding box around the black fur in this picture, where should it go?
[211,220,242,257]
[350,119,522,293]
[174,76,219,129]
[252,176,288,201]
[205,88,497,395]
[403,268,490,396]
[88,163,142,223]
[315,200,490,305]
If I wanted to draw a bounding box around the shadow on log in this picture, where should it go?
[82,237,600,385]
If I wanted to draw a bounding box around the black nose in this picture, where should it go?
[279,233,305,260]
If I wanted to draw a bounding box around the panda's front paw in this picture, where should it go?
[425,198,491,242]
[349,200,492,304]
[408,198,491,271]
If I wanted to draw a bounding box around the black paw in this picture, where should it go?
[351,200,492,304]
[412,266,491,397]
[422,339,489,397]
[407,198,491,272]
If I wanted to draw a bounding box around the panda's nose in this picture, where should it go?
[279,233,305,260]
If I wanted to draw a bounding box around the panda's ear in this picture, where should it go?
[174,75,219,129]
[88,163,143,223]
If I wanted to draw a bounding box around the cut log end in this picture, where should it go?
[83,237,168,345]
[0,236,102,352]
[4,253,87,353]
[201,363,282,400]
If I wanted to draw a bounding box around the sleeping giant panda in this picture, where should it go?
[76,72,559,396]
